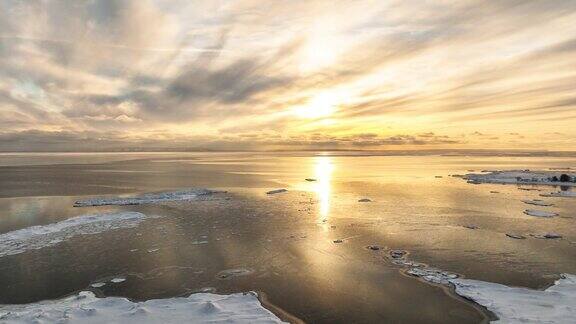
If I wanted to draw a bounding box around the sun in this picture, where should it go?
[294,92,338,119]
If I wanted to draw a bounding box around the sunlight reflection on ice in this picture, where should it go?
[314,156,334,225]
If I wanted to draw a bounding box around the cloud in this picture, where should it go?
[1,0,576,150]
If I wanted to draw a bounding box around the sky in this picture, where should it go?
[1,0,576,152]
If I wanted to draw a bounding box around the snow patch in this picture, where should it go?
[0,291,286,323]
[74,189,222,207]
[0,212,150,258]
[452,274,576,324]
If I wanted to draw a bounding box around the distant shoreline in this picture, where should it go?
[3,149,576,157]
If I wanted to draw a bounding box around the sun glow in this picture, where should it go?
[294,92,339,119]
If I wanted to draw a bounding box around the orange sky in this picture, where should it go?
[1,1,576,151]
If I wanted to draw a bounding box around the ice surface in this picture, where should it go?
[523,209,558,218]
[0,212,150,258]
[452,274,576,324]
[0,291,286,323]
[74,189,222,207]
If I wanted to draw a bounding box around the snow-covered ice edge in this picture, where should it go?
[389,251,576,323]
[0,212,152,258]
[451,275,576,324]
[464,170,576,187]
[0,291,287,323]
[74,188,224,207]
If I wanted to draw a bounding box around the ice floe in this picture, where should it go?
[266,189,288,195]
[389,250,408,259]
[505,234,526,240]
[464,170,576,186]
[406,267,459,285]
[522,199,553,207]
[533,233,563,239]
[74,189,222,207]
[541,190,576,198]
[0,291,286,323]
[216,268,254,280]
[523,209,558,218]
[0,212,150,258]
[90,283,106,288]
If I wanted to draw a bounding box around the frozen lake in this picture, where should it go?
[1,152,575,323]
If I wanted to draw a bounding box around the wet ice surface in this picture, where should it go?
[74,189,222,207]
[0,212,151,258]
[2,153,576,323]
[0,291,285,324]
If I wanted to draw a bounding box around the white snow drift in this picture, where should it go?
[0,291,286,323]
[74,189,222,207]
[0,212,150,258]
